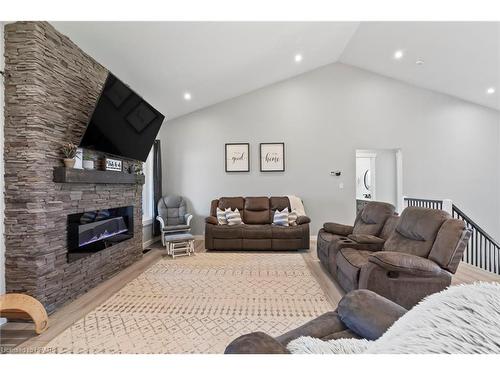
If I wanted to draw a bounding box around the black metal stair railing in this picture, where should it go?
[404,197,500,275]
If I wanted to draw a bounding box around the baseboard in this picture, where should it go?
[143,236,161,248]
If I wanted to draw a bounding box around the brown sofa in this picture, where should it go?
[205,196,311,251]
[225,289,407,354]
[322,205,471,309]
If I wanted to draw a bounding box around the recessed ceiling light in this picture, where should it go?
[393,50,404,60]
[294,54,303,63]
[416,59,425,65]
[183,92,192,101]
[487,87,496,95]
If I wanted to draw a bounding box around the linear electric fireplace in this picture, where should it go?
[67,206,134,262]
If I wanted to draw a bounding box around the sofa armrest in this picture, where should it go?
[156,216,165,229]
[337,290,407,340]
[347,234,384,245]
[369,251,443,277]
[185,213,193,227]
[296,215,311,225]
[224,332,289,354]
[275,311,345,346]
[323,222,353,236]
[205,216,218,225]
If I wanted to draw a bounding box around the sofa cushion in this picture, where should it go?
[210,224,243,239]
[270,196,291,212]
[428,219,469,273]
[353,202,395,236]
[216,207,228,225]
[227,208,243,226]
[273,208,289,226]
[384,207,450,257]
[242,224,272,239]
[244,197,271,224]
[219,197,245,211]
[336,248,373,292]
[272,225,305,239]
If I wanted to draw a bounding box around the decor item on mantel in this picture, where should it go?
[83,153,95,170]
[225,143,250,172]
[61,142,78,168]
[260,142,285,172]
[103,157,123,172]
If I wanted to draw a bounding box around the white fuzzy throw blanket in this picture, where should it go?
[288,282,500,354]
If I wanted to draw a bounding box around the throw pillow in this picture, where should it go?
[273,208,289,226]
[216,207,229,225]
[226,208,243,226]
[288,210,298,226]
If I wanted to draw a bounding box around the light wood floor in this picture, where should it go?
[1,239,499,353]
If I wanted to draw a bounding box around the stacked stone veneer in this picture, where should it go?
[4,22,144,312]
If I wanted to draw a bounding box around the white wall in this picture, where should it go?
[1,22,6,305]
[159,63,500,239]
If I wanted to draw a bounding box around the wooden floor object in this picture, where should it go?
[0,293,49,334]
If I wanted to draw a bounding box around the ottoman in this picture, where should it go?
[163,233,195,259]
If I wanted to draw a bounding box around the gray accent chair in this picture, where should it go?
[156,195,193,245]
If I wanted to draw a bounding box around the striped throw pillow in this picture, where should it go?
[226,208,243,226]
[273,208,289,226]
[216,207,229,225]
[288,210,298,226]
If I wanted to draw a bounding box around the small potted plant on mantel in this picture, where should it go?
[83,153,95,170]
[61,142,78,168]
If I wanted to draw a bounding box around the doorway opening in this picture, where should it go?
[355,149,403,213]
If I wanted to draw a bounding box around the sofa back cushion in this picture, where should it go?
[428,218,470,273]
[218,197,245,211]
[244,196,271,224]
[379,215,400,240]
[384,207,450,257]
[352,202,395,236]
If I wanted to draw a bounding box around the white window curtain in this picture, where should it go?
[142,148,154,225]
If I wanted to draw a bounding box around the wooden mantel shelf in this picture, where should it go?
[53,167,145,185]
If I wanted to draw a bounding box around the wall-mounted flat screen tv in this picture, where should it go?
[79,73,165,162]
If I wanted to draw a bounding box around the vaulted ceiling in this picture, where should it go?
[52,21,500,120]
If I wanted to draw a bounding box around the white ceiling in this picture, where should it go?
[340,22,500,111]
[51,21,500,121]
[51,22,359,120]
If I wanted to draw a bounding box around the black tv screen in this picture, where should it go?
[79,73,165,162]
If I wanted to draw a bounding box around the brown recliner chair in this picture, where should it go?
[317,202,397,274]
[335,206,471,308]
[225,289,407,354]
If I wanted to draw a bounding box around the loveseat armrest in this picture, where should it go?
[185,213,193,226]
[368,251,443,277]
[205,216,218,225]
[323,222,353,236]
[296,215,311,225]
[337,290,407,340]
[224,332,289,354]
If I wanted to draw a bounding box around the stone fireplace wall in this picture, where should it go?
[4,22,143,312]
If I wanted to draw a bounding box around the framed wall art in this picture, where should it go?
[225,143,250,172]
[260,142,285,172]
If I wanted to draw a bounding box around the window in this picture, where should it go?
[142,147,154,225]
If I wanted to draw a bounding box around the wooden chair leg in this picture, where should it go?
[0,293,49,334]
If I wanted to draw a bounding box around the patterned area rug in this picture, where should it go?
[44,252,333,353]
